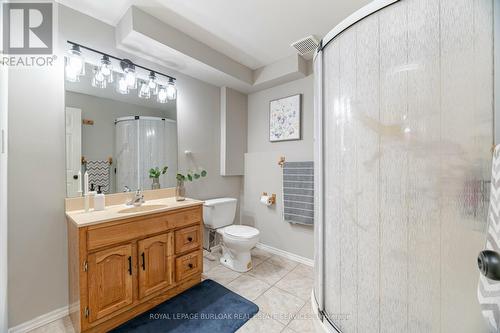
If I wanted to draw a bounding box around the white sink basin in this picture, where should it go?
[117,204,168,214]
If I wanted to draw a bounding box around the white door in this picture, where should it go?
[65,107,82,198]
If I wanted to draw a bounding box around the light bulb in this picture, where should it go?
[166,79,176,100]
[138,81,151,99]
[157,86,167,103]
[116,75,129,94]
[91,67,107,89]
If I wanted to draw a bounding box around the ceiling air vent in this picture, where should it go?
[291,35,319,57]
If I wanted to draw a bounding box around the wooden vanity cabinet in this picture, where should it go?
[67,205,203,333]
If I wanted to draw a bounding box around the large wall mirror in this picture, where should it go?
[64,62,178,198]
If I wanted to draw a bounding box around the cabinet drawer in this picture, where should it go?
[175,225,201,254]
[87,207,202,251]
[175,250,202,282]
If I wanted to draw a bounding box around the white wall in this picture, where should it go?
[7,3,242,328]
[243,75,314,259]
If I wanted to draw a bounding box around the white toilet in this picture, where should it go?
[203,198,260,272]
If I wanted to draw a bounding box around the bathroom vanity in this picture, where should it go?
[66,196,204,332]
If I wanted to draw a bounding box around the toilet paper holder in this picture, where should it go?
[262,192,276,205]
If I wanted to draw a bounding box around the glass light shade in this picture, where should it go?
[138,81,151,99]
[67,45,84,77]
[166,81,177,100]
[91,67,107,89]
[99,56,113,83]
[157,86,168,103]
[116,75,129,94]
[148,72,158,94]
[124,67,137,89]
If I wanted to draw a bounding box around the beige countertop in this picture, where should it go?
[66,197,204,227]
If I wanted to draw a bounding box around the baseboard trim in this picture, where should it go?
[256,242,314,267]
[8,305,68,333]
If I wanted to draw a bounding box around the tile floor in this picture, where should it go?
[27,248,316,333]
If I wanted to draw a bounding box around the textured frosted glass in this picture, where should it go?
[115,120,139,191]
[318,0,493,331]
[115,118,168,191]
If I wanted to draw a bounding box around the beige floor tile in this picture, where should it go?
[265,255,298,271]
[286,301,316,333]
[251,247,272,264]
[203,256,221,273]
[291,263,314,280]
[204,264,241,285]
[254,286,306,325]
[246,261,290,285]
[227,275,271,301]
[275,270,314,301]
[237,315,285,333]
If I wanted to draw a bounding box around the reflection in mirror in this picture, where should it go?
[65,63,177,197]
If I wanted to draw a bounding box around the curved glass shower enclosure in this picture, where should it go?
[314,0,494,332]
[115,116,178,191]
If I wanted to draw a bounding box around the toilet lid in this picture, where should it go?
[224,225,259,239]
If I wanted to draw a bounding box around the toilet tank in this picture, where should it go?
[203,198,237,229]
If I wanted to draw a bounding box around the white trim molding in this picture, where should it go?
[8,306,68,333]
[256,242,314,267]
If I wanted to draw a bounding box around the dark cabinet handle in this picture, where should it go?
[187,237,193,242]
[141,252,145,271]
[188,263,193,269]
[128,256,132,275]
[73,174,79,180]
[478,250,500,280]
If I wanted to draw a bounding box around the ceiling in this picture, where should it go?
[57,0,371,69]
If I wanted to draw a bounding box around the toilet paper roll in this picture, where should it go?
[260,195,271,206]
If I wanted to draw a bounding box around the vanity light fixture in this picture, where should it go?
[157,85,168,103]
[166,78,177,101]
[65,41,177,103]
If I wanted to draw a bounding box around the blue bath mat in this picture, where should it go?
[110,279,258,333]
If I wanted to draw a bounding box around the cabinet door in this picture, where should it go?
[88,244,133,322]
[138,233,173,298]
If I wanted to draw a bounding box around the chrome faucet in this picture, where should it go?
[127,189,145,206]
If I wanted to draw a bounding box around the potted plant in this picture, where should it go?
[149,166,168,190]
[175,169,207,201]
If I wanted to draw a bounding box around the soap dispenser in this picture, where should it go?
[94,185,105,211]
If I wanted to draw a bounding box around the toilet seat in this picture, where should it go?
[222,225,259,239]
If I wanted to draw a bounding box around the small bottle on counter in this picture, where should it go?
[94,185,106,211]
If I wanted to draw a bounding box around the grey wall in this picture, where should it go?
[8,3,242,327]
[220,87,247,176]
[243,75,314,259]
